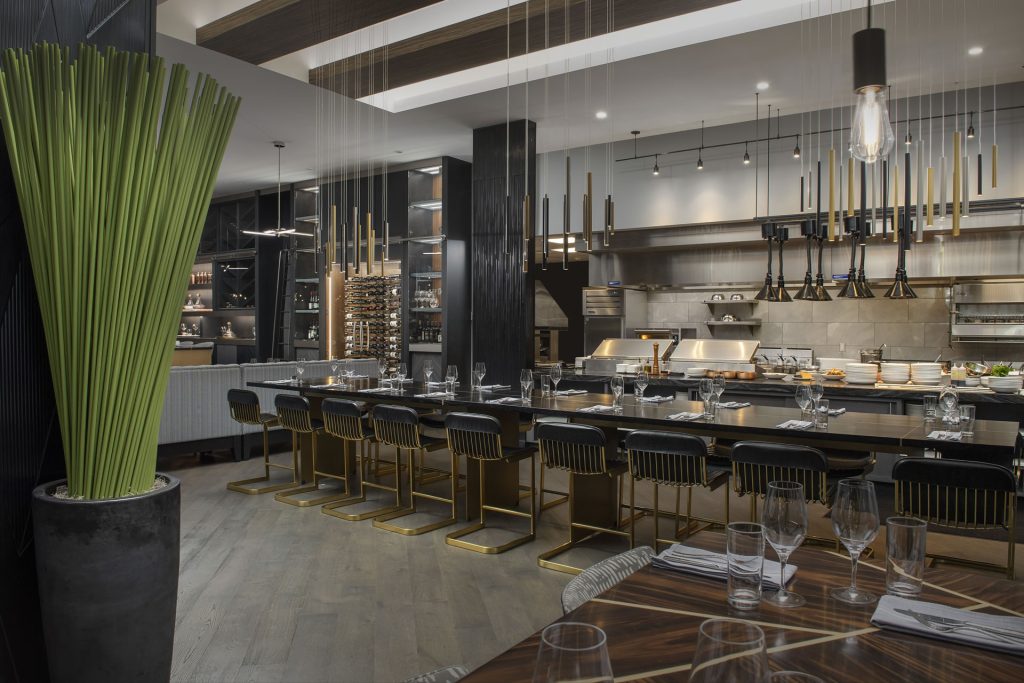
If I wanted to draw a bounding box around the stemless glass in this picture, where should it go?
[445,364,458,394]
[474,361,486,389]
[689,619,769,683]
[795,385,812,415]
[610,376,624,409]
[726,522,764,609]
[713,376,726,402]
[762,482,808,608]
[397,362,409,385]
[550,364,563,394]
[886,516,927,597]
[521,369,535,401]
[831,479,881,605]
[634,370,649,399]
[423,360,436,386]
[958,404,976,437]
[531,622,613,683]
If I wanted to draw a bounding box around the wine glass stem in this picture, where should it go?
[849,550,861,593]
[779,557,787,594]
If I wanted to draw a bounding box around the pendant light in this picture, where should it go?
[743,143,750,165]
[837,215,867,298]
[652,154,660,176]
[793,138,801,159]
[244,142,299,238]
[849,0,894,164]
[793,219,819,300]
[697,120,704,170]
[966,112,975,139]
[754,223,778,301]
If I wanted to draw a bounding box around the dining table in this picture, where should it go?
[460,532,1024,682]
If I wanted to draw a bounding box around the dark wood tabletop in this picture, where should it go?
[247,377,1021,464]
[460,534,1024,682]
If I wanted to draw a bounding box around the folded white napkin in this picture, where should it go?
[478,384,511,390]
[818,406,847,416]
[777,419,814,430]
[639,395,674,403]
[426,380,460,387]
[311,383,344,389]
[486,396,523,405]
[668,412,703,421]
[718,401,752,409]
[358,387,394,394]
[927,430,962,441]
[415,391,454,398]
[871,595,1024,656]
[578,404,618,413]
[264,378,295,384]
[652,544,796,590]
[554,389,588,396]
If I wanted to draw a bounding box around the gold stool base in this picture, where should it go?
[274,484,350,508]
[226,476,298,495]
[446,522,534,554]
[373,509,457,536]
[321,494,402,521]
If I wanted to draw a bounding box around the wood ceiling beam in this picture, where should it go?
[196,0,444,65]
[309,0,730,99]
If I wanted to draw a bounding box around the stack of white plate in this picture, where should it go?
[910,363,943,385]
[845,362,879,385]
[987,376,1024,394]
[684,367,708,378]
[880,362,910,384]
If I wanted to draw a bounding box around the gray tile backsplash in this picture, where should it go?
[645,285,1023,361]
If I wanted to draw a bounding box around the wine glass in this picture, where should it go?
[634,370,649,400]
[295,359,306,383]
[689,619,769,683]
[520,369,534,401]
[831,479,880,605]
[698,378,714,416]
[712,376,726,402]
[531,622,612,683]
[423,360,436,386]
[474,361,487,390]
[795,385,812,415]
[550,364,563,394]
[610,376,624,409]
[445,364,458,394]
[809,376,825,412]
[377,357,387,379]
[397,362,408,386]
[761,481,808,608]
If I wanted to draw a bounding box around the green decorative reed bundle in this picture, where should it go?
[0,44,240,499]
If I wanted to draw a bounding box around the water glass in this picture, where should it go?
[922,395,938,421]
[388,372,400,393]
[521,368,534,402]
[762,482,808,608]
[726,522,764,610]
[397,362,408,385]
[814,399,830,429]
[795,385,812,415]
[540,374,551,397]
[698,377,714,404]
[831,479,880,605]
[689,619,768,683]
[704,395,719,421]
[634,370,649,399]
[611,376,624,409]
[885,517,927,597]
[550,364,562,393]
[474,361,486,390]
[532,622,612,683]
[958,404,976,437]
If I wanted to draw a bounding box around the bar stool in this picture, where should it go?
[444,412,537,554]
[892,457,1017,579]
[536,423,630,575]
[730,441,829,521]
[319,398,386,521]
[624,430,730,551]
[372,404,457,535]
[225,389,297,495]
[273,394,351,507]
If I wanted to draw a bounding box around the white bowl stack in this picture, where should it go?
[987,375,1024,394]
[845,362,879,385]
[880,362,910,384]
[910,363,943,385]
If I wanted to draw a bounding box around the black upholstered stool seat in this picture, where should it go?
[225,389,296,495]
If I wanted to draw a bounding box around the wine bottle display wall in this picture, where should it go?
[344,274,402,374]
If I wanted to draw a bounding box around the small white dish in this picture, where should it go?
[763,372,787,379]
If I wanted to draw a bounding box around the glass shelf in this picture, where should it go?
[410,272,443,279]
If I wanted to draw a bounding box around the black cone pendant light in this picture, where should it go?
[838,215,868,298]
[754,223,778,301]
[774,226,793,302]
[793,219,819,300]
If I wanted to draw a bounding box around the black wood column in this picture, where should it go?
[471,120,536,385]
[0,3,154,681]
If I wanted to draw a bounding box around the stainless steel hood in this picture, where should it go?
[667,339,760,374]
[592,338,675,360]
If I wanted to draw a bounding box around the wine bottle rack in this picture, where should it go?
[344,274,402,373]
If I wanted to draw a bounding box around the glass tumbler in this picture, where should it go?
[958,404,976,437]
[814,399,830,429]
[726,522,764,610]
[922,395,938,421]
[885,516,927,597]
[532,622,612,683]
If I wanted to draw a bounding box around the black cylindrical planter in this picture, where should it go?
[32,474,180,683]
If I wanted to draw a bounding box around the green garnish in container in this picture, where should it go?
[991,365,1012,377]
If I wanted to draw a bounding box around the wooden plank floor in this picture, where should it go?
[170,447,1021,682]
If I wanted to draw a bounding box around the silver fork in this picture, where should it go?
[896,609,1024,645]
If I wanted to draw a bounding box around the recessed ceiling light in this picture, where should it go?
[595,110,608,119]
[756,81,770,91]
[968,46,983,56]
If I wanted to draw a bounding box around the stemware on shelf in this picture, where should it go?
[634,370,649,399]
[474,361,486,390]
[689,619,769,683]
[550,364,563,393]
[610,375,624,409]
[761,481,808,608]
[531,622,612,683]
[831,479,881,605]
[520,369,534,401]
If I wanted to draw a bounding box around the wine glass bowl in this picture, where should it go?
[520,369,534,401]
[761,481,808,608]
[831,479,881,605]
[689,619,769,683]
[712,376,726,401]
[634,370,649,399]
[531,622,612,683]
[473,361,486,390]
[795,385,812,414]
[550,364,563,393]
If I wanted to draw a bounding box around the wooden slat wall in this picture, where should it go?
[0,2,155,680]
[471,121,536,386]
